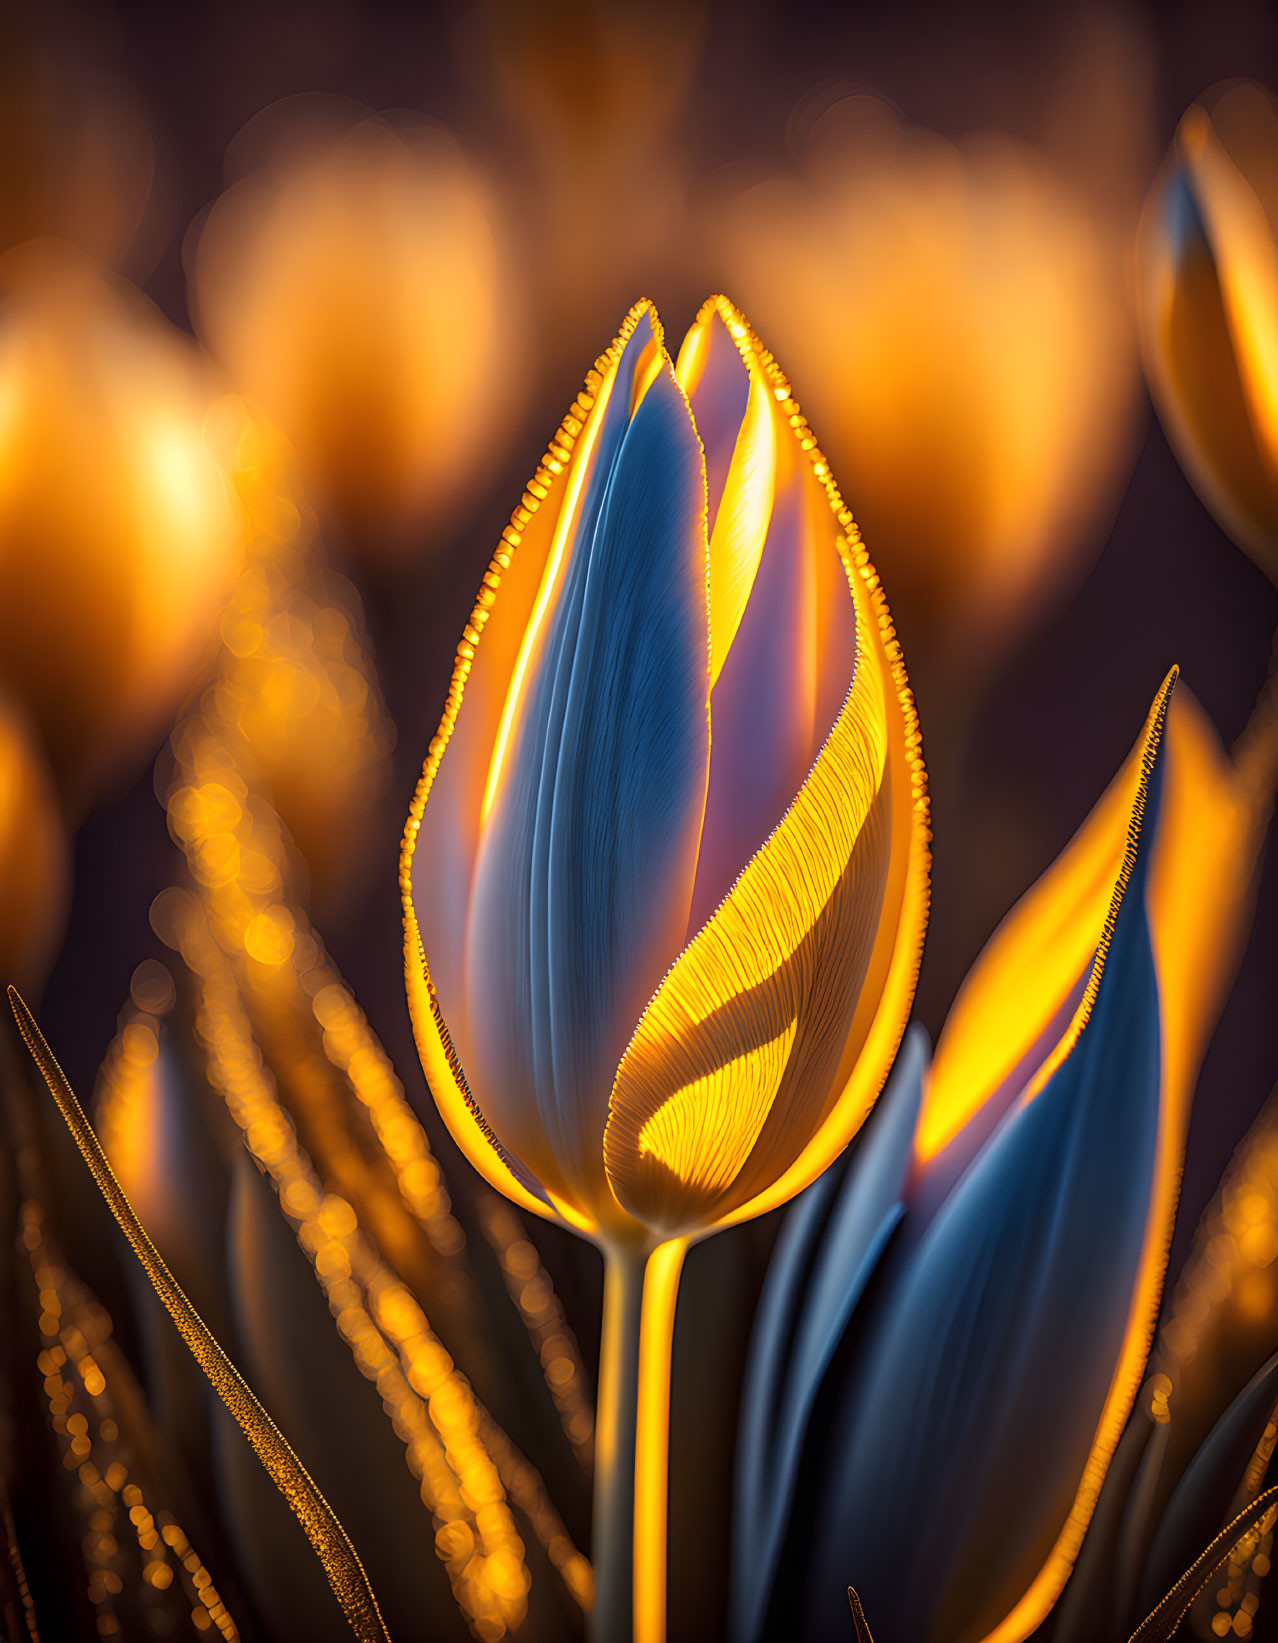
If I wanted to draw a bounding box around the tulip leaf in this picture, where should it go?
[803,689,1171,1643]
[732,1028,926,1643]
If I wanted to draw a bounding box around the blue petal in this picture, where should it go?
[803,756,1167,1643]
[466,322,710,1209]
[733,1028,928,1643]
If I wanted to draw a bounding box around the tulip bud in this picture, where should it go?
[714,95,1142,690]
[1137,79,1278,580]
[403,295,929,1248]
[0,239,242,807]
[188,96,518,560]
[403,294,929,1643]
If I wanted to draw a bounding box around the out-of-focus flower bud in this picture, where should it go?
[187,95,519,561]
[0,240,242,808]
[715,95,1143,693]
[1137,79,1278,580]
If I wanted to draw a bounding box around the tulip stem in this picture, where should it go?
[592,1237,689,1643]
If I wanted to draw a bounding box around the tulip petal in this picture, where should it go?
[402,304,707,1229]
[461,323,710,1222]
[604,308,928,1237]
[684,300,858,931]
[732,1027,927,1643]
[603,606,890,1234]
[674,298,754,552]
[410,306,659,1043]
[1138,85,1278,571]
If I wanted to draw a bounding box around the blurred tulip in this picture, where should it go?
[0,691,68,988]
[403,296,929,1641]
[0,240,242,808]
[188,95,519,560]
[736,673,1264,1643]
[714,95,1143,694]
[1137,79,1278,581]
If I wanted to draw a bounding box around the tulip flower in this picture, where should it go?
[402,297,930,1641]
[1136,79,1278,582]
[713,94,1143,695]
[188,97,520,560]
[0,238,242,807]
[735,672,1265,1643]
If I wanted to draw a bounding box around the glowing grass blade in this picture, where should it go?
[7,985,393,1643]
[1126,1485,1278,1642]
[848,1589,877,1643]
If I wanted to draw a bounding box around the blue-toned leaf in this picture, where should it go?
[801,758,1166,1643]
[733,1028,927,1643]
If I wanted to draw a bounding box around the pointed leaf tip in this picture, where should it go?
[9,992,393,1643]
[849,1588,877,1643]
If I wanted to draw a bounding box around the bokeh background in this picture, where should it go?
[4,1,1278,1638]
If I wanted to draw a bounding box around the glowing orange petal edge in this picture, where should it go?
[691,294,930,1230]
[982,666,1182,1643]
[399,300,663,1235]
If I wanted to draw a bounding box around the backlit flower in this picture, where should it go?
[0,239,242,807]
[1136,79,1278,580]
[188,97,519,559]
[401,296,929,1249]
[714,94,1143,690]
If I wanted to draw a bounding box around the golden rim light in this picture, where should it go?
[399,294,930,1248]
[911,666,1261,1643]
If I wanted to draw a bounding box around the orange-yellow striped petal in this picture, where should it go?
[603,306,929,1238]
